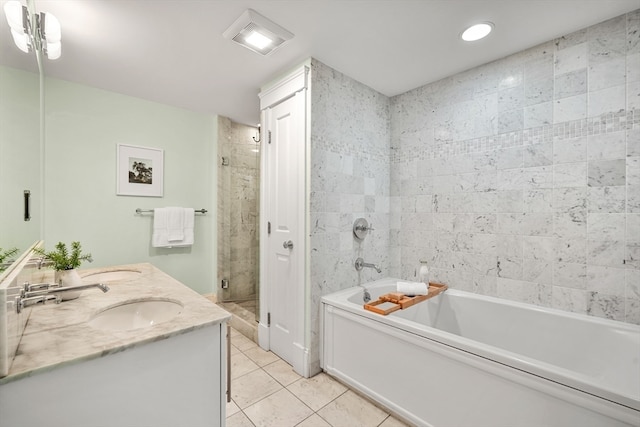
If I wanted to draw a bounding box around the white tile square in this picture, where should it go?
[588,85,625,117]
[263,359,302,386]
[551,286,588,314]
[243,346,281,367]
[226,411,255,427]
[628,214,640,243]
[524,102,552,128]
[296,414,332,427]
[287,373,347,412]
[587,131,626,161]
[316,390,389,427]
[628,81,640,111]
[554,69,587,99]
[627,53,640,84]
[587,213,626,241]
[588,159,626,187]
[230,351,260,379]
[629,157,640,186]
[587,265,626,296]
[244,388,313,427]
[380,415,412,427]
[231,368,283,409]
[553,136,587,164]
[553,94,587,123]
[554,42,588,75]
[231,332,258,351]
[553,162,587,188]
[589,57,626,91]
[226,399,241,417]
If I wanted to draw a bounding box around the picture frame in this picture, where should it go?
[116,144,164,197]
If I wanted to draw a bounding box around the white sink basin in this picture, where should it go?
[88,299,183,331]
[82,269,142,283]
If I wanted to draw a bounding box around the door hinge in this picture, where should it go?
[268,130,272,144]
[267,221,271,234]
[267,312,271,326]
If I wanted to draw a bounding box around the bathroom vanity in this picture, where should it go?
[0,261,231,427]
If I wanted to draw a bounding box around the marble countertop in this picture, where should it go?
[0,263,230,385]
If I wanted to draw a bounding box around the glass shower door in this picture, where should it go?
[217,118,260,323]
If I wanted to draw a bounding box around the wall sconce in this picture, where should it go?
[3,0,61,60]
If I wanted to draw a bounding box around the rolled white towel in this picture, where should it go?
[397,281,429,296]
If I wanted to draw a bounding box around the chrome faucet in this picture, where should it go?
[24,256,55,269]
[354,257,382,273]
[16,282,110,313]
[23,282,110,298]
[18,294,62,312]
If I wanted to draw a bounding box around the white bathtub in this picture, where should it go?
[321,278,640,427]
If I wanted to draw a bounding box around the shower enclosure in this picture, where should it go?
[217,117,260,326]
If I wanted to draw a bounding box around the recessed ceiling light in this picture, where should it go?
[223,9,293,56]
[461,22,493,42]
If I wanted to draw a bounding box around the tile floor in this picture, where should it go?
[227,328,410,427]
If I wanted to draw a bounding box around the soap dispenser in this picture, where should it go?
[419,261,429,284]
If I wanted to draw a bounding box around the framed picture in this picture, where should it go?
[116,144,164,197]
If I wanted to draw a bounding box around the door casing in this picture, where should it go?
[258,63,311,377]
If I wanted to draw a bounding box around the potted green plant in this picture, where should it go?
[35,241,92,300]
[0,247,19,272]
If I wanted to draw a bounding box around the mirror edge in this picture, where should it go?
[0,240,43,285]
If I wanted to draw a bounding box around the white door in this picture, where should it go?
[264,91,305,367]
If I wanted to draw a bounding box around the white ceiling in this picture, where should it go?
[1,0,638,125]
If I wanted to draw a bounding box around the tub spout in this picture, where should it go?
[355,257,382,273]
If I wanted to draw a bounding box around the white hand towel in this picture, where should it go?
[174,208,194,247]
[167,207,185,242]
[397,281,429,296]
[152,207,195,248]
[152,207,170,248]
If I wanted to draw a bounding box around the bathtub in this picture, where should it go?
[321,278,640,427]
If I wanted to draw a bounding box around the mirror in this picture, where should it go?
[0,0,43,275]
[0,1,217,291]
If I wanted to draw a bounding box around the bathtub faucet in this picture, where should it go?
[355,257,382,274]
[360,285,372,303]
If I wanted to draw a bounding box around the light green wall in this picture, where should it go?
[0,66,41,252]
[44,77,218,294]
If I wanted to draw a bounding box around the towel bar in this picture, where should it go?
[135,208,208,214]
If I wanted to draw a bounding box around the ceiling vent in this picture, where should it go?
[223,9,293,56]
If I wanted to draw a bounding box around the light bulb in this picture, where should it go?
[46,41,61,59]
[42,12,61,42]
[10,28,30,53]
[3,1,24,31]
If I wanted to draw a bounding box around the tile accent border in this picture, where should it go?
[392,108,639,163]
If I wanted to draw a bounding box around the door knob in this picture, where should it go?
[283,240,294,249]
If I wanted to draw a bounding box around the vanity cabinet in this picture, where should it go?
[0,262,231,427]
[0,323,227,427]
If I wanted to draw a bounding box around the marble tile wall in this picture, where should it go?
[390,10,640,324]
[309,59,392,374]
[217,117,260,302]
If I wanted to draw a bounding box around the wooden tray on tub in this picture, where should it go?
[364,282,448,315]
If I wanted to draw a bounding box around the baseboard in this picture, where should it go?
[258,321,269,350]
